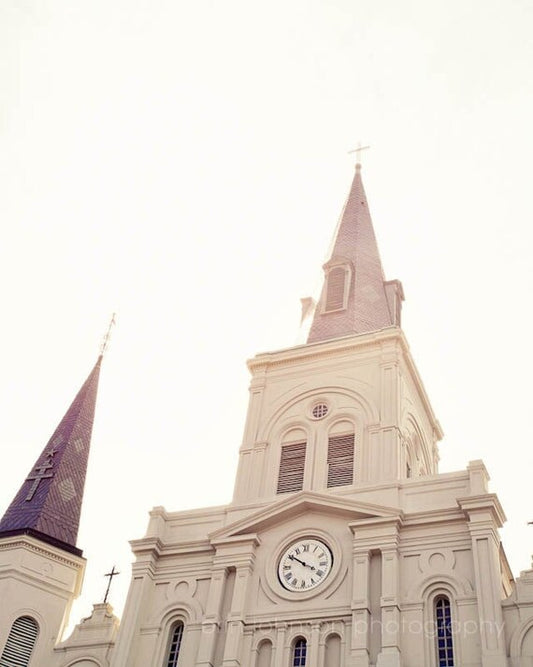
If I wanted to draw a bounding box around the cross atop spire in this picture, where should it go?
[348,142,370,166]
[307,163,404,344]
[0,351,105,556]
[100,313,116,357]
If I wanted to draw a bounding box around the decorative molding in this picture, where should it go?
[0,535,84,568]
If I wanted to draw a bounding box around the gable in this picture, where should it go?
[210,491,402,542]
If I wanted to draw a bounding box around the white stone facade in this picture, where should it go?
[2,172,533,667]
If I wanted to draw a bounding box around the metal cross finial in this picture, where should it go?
[100,313,117,356]
[103,565,120,604]
[348,143,370,165]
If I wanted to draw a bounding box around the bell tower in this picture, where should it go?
[232,163,442,505]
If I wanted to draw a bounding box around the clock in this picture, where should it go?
[278,538,333,591]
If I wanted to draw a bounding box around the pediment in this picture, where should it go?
[209,491,401,542]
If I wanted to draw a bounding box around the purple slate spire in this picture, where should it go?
[0,356,103,556]
[307,164,404,344]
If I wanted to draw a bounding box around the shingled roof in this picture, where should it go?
[0,356,103,556]
[307,163,403,344]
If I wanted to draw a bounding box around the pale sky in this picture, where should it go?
[1,0,532,635]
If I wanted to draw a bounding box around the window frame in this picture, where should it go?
[0,615,39,667]
[292,636,308,667]
[434,595,455,667]
[322,261,352,314]
[326,432,355,488]
[277,440,307,494]
[164,621,184,667]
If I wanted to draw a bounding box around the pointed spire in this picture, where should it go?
[307,164,404,344]
[0,355,103,556]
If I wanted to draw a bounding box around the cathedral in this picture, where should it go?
[1,163,533,667]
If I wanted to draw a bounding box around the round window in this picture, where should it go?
[311,403,328,419]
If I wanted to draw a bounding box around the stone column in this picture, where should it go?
[222,565,253,667]
[459,496,507,667]
[379,340,401,482]
[350,516,402,667]
[111,542,157,667]
[350,548,371,667]
[196,567,228,667]
[273,624,287,667]
[308,622,321,667]
[377,545,401,667]
[207,534,260,667]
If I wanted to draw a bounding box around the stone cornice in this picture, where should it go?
[248,328,401,372]
[246,327,442,439]
[247,608,352,624]
[457,493,507,527]
[130,536,214,557]
[210,533,261,548]
[0,534,85,569]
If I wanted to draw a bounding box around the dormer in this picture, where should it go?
[322,258,352,313]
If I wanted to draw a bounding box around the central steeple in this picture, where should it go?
[307,163,404,343]
[232,162,441,504]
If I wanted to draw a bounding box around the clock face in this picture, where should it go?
[278,538,333,591]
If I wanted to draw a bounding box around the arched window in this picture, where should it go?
[325,267,347,311]
[292,637,307,666]
[277,431,307,494]
[0,615,39,667]
[327,430,355,487]
[435,596,455,666]
[165,622,184,667]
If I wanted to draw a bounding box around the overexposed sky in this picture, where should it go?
[1,0,532,635]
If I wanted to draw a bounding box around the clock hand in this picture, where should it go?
[289,554,307,566]
[288,554,316,570]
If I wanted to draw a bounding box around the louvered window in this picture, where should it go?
[165,623,184,667]
[277,442,306,494]
[435,597,455,666]
[327,433,354,487]
[292,638,307,666]
[0,616,39,667]
[325,267,346,311]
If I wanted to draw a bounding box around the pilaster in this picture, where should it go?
[350,516,403,667]
[196,567,228,667]
[458,495,507,667]
[210,534,260,667]
[308,622,321,667]
[273,624,287,667]
[350,548,371,667]
[111,540,159,667]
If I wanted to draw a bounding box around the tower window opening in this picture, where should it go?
[292,638,307,666]
[0,616,39,667]
[277,441,306,494]
[165,622,184,667]
[327,433,355,487]
[435,596,455,666]
[325,267,347,312]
